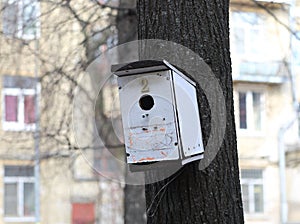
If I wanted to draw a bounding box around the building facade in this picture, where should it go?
[0,0,123,223]
[230,0,300,223]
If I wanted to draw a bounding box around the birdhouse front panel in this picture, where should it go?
[117,70,180,164]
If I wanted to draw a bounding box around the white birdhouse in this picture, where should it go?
[112,60,204,170]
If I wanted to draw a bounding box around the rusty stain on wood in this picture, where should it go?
[138,157,155,162]
[160,151,168,157]
[159,128,166,132]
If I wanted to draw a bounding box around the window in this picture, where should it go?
[231,12,267,58]
[2,0,40,39]
[2,88,36,130]
[231,11,269,63]
[241,169,264,214]
[4,166,35,222]
[2,75,38,131]
[72,203,95,224]
[94,147,120,177]
[238,91,264,132]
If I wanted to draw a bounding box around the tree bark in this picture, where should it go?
[137,0,244,223]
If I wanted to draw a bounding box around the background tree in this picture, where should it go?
[115,0,147,223]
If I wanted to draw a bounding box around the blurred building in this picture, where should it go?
[0,0,123,223]
[230,0,300,223]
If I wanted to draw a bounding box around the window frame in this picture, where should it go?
[237,89,265,135]
[2,88,36,131]
[4,169,35,222]
[240,169,265,215]
[231,11,267,60]
[2,0,40,40]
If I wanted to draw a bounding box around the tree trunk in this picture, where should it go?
[137,1,244,223]
[117,1,147,224]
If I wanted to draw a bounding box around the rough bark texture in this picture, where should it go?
[137,0,244,223]
[117,1,147,224]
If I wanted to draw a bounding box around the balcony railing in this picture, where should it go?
[233,60,288,84]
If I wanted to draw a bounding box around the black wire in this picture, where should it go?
[146,166,186,217]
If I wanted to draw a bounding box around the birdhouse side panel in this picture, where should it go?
[172,71,204,158]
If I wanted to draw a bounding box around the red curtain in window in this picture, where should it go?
[72,203,95,224]
[24,95,35,124]
[5,95,18,122]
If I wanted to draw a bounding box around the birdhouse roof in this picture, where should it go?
[112,60,196,86]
